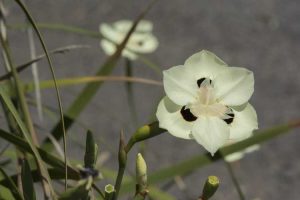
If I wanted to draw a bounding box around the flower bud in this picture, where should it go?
[201,176,220,200]
[136,153,147,192]
[126,122,165,152]
[104,184,115,200]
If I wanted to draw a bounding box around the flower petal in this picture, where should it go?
[192,116,230,155]
[224,152,245,162]
[113,20,153,33]
[100,40,137,60]
[163,65,198,106]
[229,103,258,141]
[126,33,158,53]
[156,96,194,139]
[99,23,123,43]
[214,67,254,106]
[184,50,227,80]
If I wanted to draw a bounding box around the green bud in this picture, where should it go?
[126,122,165,152]
[104,184,115,200]
[201,176,220,200]
[136,153,148,195]
[84,130,98,169]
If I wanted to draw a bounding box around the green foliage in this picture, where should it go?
[1,1,299,200]
[0,168,24,200]
[21,159,36,200]
[84,131,98,169]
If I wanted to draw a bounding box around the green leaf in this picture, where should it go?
[0,128,79,177]
[0,185,15,200]
[13,0,68,190]
[120,123,297,194]
[58,179,91,200]
[84,131,98,169]
[21,159,36,200]
[0,85,56,198]
[0,168,24,200]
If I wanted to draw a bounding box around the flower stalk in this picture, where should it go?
[113,131,127,200]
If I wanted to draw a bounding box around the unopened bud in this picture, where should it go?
[136,153,147,193]
[104,184,115,200]
[201,176,220,200]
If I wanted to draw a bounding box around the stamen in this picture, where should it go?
[180,106,197,122]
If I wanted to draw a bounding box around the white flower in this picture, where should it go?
[156,50,258,155]
[99,20,158,60]
[224,144,260,162]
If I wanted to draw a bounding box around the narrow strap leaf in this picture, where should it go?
[0,168,24,200]
[21,159,36,200]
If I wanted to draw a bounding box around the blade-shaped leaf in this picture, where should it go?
[0,128,78,176]
[0,168,24,200]
[0,84,56,198]
[21,159,36,200]
[58,179,91,200]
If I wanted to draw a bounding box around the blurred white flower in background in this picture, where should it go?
[225,144,260,162]
[99,20,158,60]
[156,50,258,155]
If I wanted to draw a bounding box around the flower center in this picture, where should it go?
[180,78,235,124]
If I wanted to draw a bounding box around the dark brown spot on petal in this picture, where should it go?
[197,78,212,87]
[224,113,235,124]
[197,78,205,87]
[180,106,197,122]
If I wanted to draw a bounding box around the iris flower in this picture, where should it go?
[156,50,258,155]
[99,20,158,60]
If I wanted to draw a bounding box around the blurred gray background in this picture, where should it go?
[2,0,300,199]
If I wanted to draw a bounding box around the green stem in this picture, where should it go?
[223,161,245,200]
[113,132,127,200]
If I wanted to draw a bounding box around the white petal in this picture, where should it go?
[225,144,260,162]
[126,33,158,53]
[184,50,227,80]
[224,152,245,162]
[214,67,254,106]
[100,40,137,60]
[163,65,198,106]
[99,23,123,43]
[114,20,153,33]
[156,96,193,139]
[244,144,260,154]
[192,116,230,155]
[229,103,258,141]
[113,20,132,32]
[100,40,116,56]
